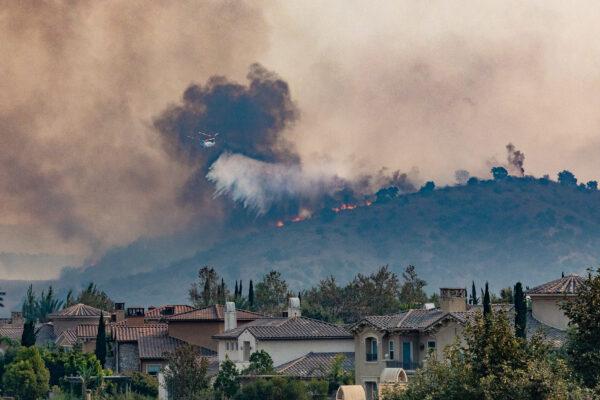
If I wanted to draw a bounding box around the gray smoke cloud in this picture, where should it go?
[506,143,525,176]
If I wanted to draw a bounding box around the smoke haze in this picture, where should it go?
[5,1,600,277]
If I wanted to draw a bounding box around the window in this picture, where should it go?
[365,381,378,400]
[427,341,436,351]
[365,337,378,362]
[243,341,251,361]
[388,340,395,360]
[235,342,239,351]
[226,342,230,351]
[146,364,161,376]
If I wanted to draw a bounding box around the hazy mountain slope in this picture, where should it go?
[92,177,600,306]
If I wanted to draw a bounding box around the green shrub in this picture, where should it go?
[2,347,50,400]
[128,371,159,397]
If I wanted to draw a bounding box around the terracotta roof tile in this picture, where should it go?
[0,326,23,340]
[145,305,194,320]
[49,303,106,318]
[527,274,585,295]
[56,329,78,347]
[76,324,112,339]
[214,317,352,341]
[112,324,167,342]
[167,304,264,322]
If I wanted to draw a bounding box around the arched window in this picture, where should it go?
[388,340,395,360]
[366,337,378,362]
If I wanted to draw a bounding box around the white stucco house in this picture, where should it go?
[213,299,354,370]
[525,273,584,346]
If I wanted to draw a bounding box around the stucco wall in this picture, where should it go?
[355,328,386,386]
[531,296,571,330]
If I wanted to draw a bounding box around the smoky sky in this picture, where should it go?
[5,1,600,278]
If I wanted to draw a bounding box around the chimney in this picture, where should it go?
[113,302,125,322]
[10,311,23,326]
[224,302,237,331]
[440,288,467,313]
[287,297,301,318]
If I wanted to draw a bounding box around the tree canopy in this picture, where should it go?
[562,268,600,388]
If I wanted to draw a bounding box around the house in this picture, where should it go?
[48,303,109,335]
[166,303,265,352]
[213,299,354,370]
[350,288,493,400]
[526,273,584,347]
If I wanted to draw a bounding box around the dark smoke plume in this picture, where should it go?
[154,64,299,209]
[506,143,525,176]
[156,64,417,218]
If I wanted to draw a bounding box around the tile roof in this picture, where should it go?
[214,317,353,341]
[49,303,106,318]
[138,336,186,359]
[76,324,112,340]
[527,274,585,295]
[0,326,23,341]
[526,311,567,348]
[145,305,195,320]
[112,324,167,342]
[167,304,265,322]
[276,352,354,378]
[356,305,513,333]
[56,329,78,347]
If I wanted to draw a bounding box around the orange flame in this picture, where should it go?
[332,203,358,213]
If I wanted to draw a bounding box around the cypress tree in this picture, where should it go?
[483,282,491,317]
[248,280,254,309]
[21,320,36,347]
[470,281,479,305]
[234,281,239,299]
[95,312,107,367]
[514,282,527,339]
[239,281,243,299]
[220,278,226,303]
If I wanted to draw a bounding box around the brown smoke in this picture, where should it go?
[0,1,269,263]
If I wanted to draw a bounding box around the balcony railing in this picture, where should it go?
[385,360,422,370]
[365,353,378,362]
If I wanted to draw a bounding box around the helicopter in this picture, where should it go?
[188,131,219,148]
